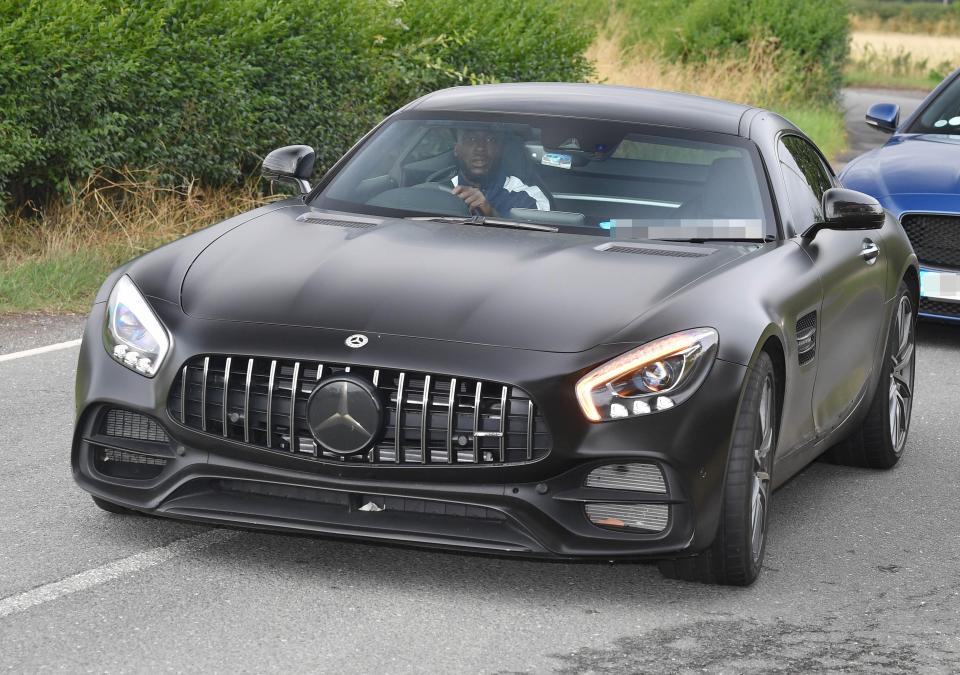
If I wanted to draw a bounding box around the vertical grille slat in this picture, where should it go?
[498,385,508,463]
[222,356,232,438]
[472,382,482,464]
[395,372,406,464]
[180,365,188,424]
[526,400,535,461]
[201,357,210,432]
[421,375,431,464]
[243,358,253,443]
[169,355,550,466]
[447,377,457,464]
[289,362,301,454]
[267,360,277,448]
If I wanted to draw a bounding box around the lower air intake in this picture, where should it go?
[93,447,167,480]
[585,463,666,493]
[102,409,169,443]
[585,503,669,533]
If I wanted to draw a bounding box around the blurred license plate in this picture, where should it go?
[920,269,960,301]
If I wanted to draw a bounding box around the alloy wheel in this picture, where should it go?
[750,373,775,564]
[889,294,915,455]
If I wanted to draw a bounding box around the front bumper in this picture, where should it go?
[73,301,749,560]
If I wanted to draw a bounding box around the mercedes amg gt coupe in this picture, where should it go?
[73,84,919,586]
[841,67,960,322]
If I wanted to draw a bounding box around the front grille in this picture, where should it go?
[167,355,550,466]
[901,214,960,268]
[102,409,169,443]
[920,297,960,319]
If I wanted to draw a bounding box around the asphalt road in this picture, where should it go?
[836,87,927,168]
[2,95,959,673]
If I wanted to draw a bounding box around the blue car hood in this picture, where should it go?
[841,134,960,201]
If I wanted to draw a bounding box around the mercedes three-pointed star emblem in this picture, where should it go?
[305,375,383,455]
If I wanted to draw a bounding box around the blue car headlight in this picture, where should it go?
[103,275,171,377]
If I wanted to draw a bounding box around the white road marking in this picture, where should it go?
[0,529,239,619]
[0,338,82,363]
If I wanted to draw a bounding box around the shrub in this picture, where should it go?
[0,0,593,208]
[608,0,849,105]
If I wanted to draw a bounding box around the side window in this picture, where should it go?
[778,135,833,233]
[404,127,455,165]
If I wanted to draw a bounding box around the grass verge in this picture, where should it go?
[0,171,274,314]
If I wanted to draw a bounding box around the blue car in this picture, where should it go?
[840,69,960,323]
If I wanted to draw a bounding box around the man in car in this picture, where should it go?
[450,128,550,216]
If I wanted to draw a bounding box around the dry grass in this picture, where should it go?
[587,30,790,108]
[846,30,958,90]
[586,19,846,160]
[851,13,960,37]
[850,31,960,66]
[0,170,278,313]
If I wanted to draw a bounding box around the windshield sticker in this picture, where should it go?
[935,119,948,128]
[951,116,960,126]
[542,152,573,169]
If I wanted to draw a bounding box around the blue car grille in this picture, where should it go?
[920,298,960,319]
[167,355,551,466]
[900,214,960,269]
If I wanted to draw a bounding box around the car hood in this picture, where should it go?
[841,134,960,197]
[180,206,750,352]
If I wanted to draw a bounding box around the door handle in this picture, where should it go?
[861,240,880,265]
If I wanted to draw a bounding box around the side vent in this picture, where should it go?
[594,241,714,258]
[296,214,378,229]
[796,311,817,365]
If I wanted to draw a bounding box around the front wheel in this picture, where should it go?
[826,281,916,469]
[659,351,778,586]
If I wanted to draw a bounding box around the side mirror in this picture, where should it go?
[803,188,885,238]
[262,145,315,194]
[865,102,900,134]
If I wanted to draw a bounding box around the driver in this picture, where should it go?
[449,128,550,216]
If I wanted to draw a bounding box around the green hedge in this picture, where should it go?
[0,0,593,207]
[610,0,849,104]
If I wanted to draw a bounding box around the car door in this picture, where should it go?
[780,135,888,435]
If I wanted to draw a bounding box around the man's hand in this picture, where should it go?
[452,185,496,216]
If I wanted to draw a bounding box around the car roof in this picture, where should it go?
[408,83,754,136]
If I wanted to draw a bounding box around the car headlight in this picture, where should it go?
[103,275,171,377]
[575,328,718,422]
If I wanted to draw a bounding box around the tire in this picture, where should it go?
[91,495,133,515]
[826,281,916,469]
[659,351,778,586]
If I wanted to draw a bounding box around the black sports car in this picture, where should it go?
[73,84,919,586]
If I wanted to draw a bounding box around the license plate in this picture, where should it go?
[920,268,960,302]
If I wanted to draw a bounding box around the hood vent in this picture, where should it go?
[296,214,379,229]
[796,311,817,365]
[594,241,714,258]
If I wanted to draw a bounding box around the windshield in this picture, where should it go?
[311,113,775,241]
[909,74,960,134]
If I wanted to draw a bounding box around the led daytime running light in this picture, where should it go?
[576,328,718,422]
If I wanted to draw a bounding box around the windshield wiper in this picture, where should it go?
[409,214,558,232]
